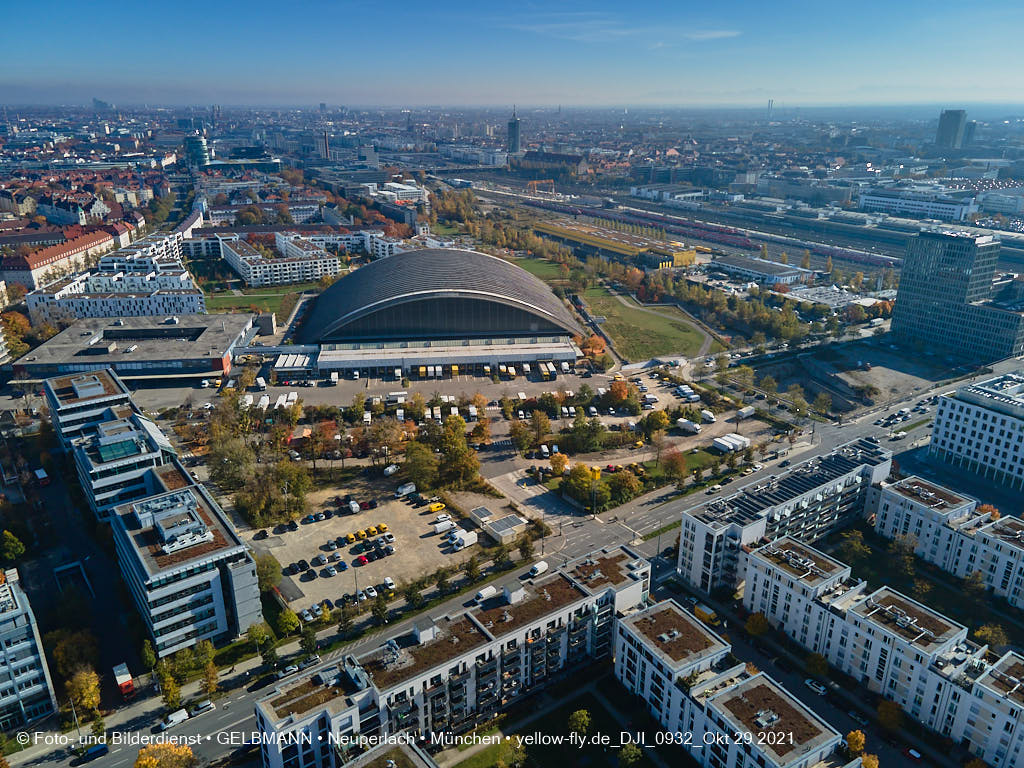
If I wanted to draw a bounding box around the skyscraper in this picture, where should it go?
[183,134,210,167]
[935,109,967,149]
[891,231,1024,362]
[507,107,521,154]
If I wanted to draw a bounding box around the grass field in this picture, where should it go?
[512,257,567,284]
[205,289,306,318]
[583,287,706,361]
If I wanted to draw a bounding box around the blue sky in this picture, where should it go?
[3,0,1024,106]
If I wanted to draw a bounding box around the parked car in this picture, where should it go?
[355,555,368,566]
[277,665,299,679]
[365,586,378,599]
[189,699,215,716]
[383,576,396,591]
[803,679,827,696]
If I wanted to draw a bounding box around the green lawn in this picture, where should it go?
[205,291,301,318]
[512,257,567,284]
[583,287,706,361]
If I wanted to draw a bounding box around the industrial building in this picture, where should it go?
[890,232,1024,362]
[710,253,811,285]
[858,188,978,221]
[298,248,581,376]
[930,372,1024,486]
[675,438,892,592]
[13,314,253,379]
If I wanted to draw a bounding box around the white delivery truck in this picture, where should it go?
[529,561,549,577]
[453,531,478,550]
[561,361,570,373]
[474,585,498,603]
[158,709,189,731]
[467,405,478,421]
[677,418,701,434]
[701,409,716,423]
[540,444,550,458]
[255,377,267,391]
[329,372,339,385]
[434,520,455,535]
[736,405,756,419]
[395,483,416,498]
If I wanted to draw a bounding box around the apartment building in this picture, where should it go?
[26,270,204,325]
[676,438,892,592]
[71,411,180,520]
[111,483,262,657]
[615,599,853,768]
[1,229,115,289]
[43,369,135,450]
[868,476,1024,611]
[858,189,978,221]
[254,547,650,768]
[0,570,57,731]
[740,537,1024,766]
[221,237,340,287]
[930,373,1024,489]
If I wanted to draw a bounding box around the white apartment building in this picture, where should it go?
[111,484,262,657]
[221,236,340,287]
[379,182,428,205]
[868,476,1024,611]
[95,232,184,270]
[615,599,853,768]
[26,270,204,325]
[43,370,135,450]
[0,569,57,731]
[254,547,650,768]
[741,537,1024,767]
[365,232,406,260]
[676,438,892,592]
[930,373,1024,490]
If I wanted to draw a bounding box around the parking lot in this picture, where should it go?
[246,480,477,616]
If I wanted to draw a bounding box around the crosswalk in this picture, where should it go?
[490,438,513,450]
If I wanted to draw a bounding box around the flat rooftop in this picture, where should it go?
[473,574,587,638]
[955,373,1024,418]
[753,537,846,586]
[979,516,1024,553]
[361,615,489,690]
[711,674,835,764]
[565,550,638,592]
[264,664,365,721]
[22,314,252,368]
[888,476,972,511]
[713,253,809,277]
[624,601,725,668]
[978,651,1024,707]
[691,438,891,528]
[45,370,129,408]
[116,484,243,578]
[852,587,962,650]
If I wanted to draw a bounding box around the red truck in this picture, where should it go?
[113,663,134,700]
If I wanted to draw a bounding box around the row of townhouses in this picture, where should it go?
[43,369,262,657]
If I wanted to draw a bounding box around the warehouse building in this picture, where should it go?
[710,253,812,285]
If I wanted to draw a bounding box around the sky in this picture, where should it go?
[3,0,1024,108]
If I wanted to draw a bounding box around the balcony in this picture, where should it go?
[476,658,497,673]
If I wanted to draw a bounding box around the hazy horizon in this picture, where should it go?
[4,0,1024,109]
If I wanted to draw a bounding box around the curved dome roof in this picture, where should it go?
[300,248,580,343]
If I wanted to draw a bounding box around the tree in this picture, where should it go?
[608,470,642,503]
[256,553,282,593]
[134,743,196,768]
[247,622,270,652]
[337,606,354,637]
[463,555,481,582]
[493,544,511,568]
[760,374,778,396]
[440,414,479,486]
[805,653,828,677]
[876,700,903,732]
[964,570,986,600]
[372,594,389,625]
[800,250,811,270]
[837,529,870,563]
[300,627,318,656]
[0,531,24,563]
[141,639,158,671]
[91,715,106,739]
[812,392,832,415]
[206,436,255,491]
[530,410,551,443]
[568,709,591,738]
[160,674,181,711]
[860,755,879,768]
[403,441,440,489]
[509,421,533,453]
[403,584,424,609]
[276,608,300,636]
[846,730,866,756]
[45,629,99,681]
[67,667,101,715]
[202,662,219,697]
[618,743,643,768]
[663,449,688,483]
[550,452,568,476]
[974,623,1009,648]
[745,612,770,637]
[911,578,932,602]
[518,536,534,560]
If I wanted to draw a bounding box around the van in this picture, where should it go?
[475,585,498,603]
[540,444,550,458]
[529,561,549,577]
[80,744,110,762]
[158,708,190,730]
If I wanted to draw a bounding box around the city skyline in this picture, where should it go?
[4,0,1024,107]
